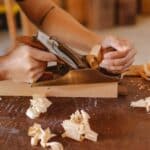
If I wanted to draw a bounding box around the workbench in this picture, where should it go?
[0,77,150,150]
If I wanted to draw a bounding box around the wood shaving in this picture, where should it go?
[62,110,98,142]
[28,123,55,147]
[28,123,63,150]
[130,97,150,112]
[122,63,150,81]
[26,95,52,119]
[144,63,150,76]
[86,44,102,69]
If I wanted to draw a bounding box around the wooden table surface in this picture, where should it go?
[0,77,150,150]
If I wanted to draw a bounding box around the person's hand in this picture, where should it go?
[100,36,137,74]
[3,45,57,83]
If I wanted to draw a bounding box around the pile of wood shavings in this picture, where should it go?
[26,96,98,149]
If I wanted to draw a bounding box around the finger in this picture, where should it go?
[123,58,135,71]
[29,48,57,62]
[103,65,124,72]
[108,58,134,72]
[32,71,44,83]
[103,49,129,59]
[28,70,44,83]
[100,57,134,73]
[102,48,136,66]
[24,58,46,72]
[32,61,47,70]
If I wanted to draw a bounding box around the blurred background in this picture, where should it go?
[0,0,150,64]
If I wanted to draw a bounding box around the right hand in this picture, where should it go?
[3,45,57,83]
[100,36,136,74]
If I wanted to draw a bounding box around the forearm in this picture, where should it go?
[40,7,101,52]
[18,0,101,52]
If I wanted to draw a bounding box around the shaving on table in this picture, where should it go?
[130,97,150,112]
[122,63,150,81]
[28,123,63,150]
[62,110,98,142]
[26,95,52,119]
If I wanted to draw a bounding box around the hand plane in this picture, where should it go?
[17,31,121,87]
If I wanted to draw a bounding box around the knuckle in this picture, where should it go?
[119,65,125,71]
[113,60,119,66]
[119,66,124,71]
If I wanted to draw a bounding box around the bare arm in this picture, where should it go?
[17,0,101,52]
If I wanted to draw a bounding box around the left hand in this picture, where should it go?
[100,36,137,74]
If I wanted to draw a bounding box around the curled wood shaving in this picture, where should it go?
[26,95,52,119]
[62,110,98,142]
[122,63,150,81]
[28,123,56,148]
[28,123,63,150]
[86,44,102,69]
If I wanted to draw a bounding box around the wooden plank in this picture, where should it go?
[117,0,137,25]
[86,0,115,30]
[0,80,118,98]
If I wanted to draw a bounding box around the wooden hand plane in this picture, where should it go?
[17,31,121,87]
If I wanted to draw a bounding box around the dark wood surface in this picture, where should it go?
[0,77,150,150]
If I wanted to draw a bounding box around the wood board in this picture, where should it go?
[0,80,118,98]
